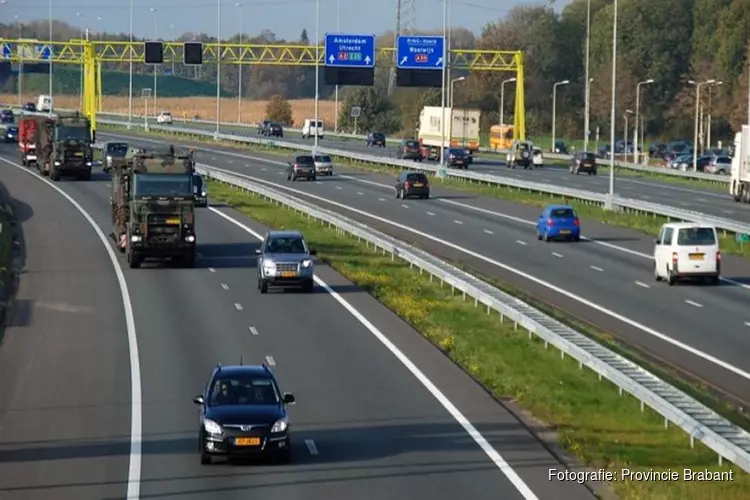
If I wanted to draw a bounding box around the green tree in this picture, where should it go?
[338,87,401,134]
[265,94,293,125]
[717,0,750,85]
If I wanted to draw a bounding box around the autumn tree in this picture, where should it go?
[265,95,293,125]
[338,87,401,134]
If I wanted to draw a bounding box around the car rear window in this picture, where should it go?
[716,157,730,164]
[315,155,331,162]
[676,227,716,246]
[404,140,418,148]
[373,133,384,139]
[550,208,576,218]
[406,173,427,183]
[581,153,596,160]
[295,156,314,164]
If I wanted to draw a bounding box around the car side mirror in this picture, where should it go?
[255,249,261,254]
[283,393,296,404]
[193,395,204,405]
[309,249,317,256]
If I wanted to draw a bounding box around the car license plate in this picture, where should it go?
[559,230,571,234]
[413,183,424,187]
[165,217,180,225]
[689,253,704,261]
[234,437,260,446]
[74,152,83,157]
[281,271,296,277]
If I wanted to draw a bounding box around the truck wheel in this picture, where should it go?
[51,170,60,181]
[128,251,142,269]
[183,252,196,268]
[82,171,92,181]
[21,156,26,167]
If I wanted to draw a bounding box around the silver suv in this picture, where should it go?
[256,230,317,293]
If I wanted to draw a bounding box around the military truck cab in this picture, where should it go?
[37,112,94,181]
[110,147,198,269]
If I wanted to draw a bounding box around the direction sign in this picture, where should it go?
[396,35,444,70]
[36,44,52,60]
[1,43,11,59]
[350,106,361,118]
[324,33,375,68]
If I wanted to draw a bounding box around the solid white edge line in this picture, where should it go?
[206,205,540,500]
[200,165,750,383]
[0,158,142,499]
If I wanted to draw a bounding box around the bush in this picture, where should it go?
[265,95,293,125]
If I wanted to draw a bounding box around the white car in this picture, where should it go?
[302,118,324,139]
[653,222,720,285]
[532,147,544,168]
[157,111,173,124]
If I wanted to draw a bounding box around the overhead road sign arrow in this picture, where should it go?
[1,43,11,59]
[396,35,445,70]
[324,33,376,68]
[37,44,52,60]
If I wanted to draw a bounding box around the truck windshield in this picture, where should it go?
[57,126,90,142]
[133,174,193,197]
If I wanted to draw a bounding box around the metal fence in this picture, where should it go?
[200,163,750,473]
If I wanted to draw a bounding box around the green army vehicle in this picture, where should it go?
[110,146,198,269]
[36,111,94,181]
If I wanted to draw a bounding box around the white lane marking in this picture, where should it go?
[207,206,541,499]
[427,211,436,216]
[105,183,111,187]
[221,283,229,290]
[212,156,217,160]
[722,210,734,215]
[277,171,284,175]
[336,186,342,190]
[516,240,527,246]
[685,299,703,308]
[590,265,603,272]
[234,303,243,311]
[265,355,276,366]
[249,326,259,336]
[305,439,319,456]
[401,204,409,208]
[0,158,142,499]
[552,252,563,258]
[208,267,216,273]
[483,229,494,235]
[697,198,707,202]
[378,198,385,201]
[635,281,650,288]
[227,160,234,164]
[454,220,463,225]
[200,168,750,382]
[357,191,364,195]
[745,322,750,327]
[261,167,267,171]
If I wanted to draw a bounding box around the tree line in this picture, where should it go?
[2,0,750,142]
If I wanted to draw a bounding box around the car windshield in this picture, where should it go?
[7,127,17,133]
[266,236,307,254]
[107,143,129,156]
[56,125,90,142]
[404,140,418,148]
[550,208,576,218]
[676,227,716,246]
[209,376,279,406]
[406,173,427,183]
[315,155,332,162]
[133,174,193,197]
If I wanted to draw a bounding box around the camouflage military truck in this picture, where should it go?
[36,112,94,181]
[110,146,198,269]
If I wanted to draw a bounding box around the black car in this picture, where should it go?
[569,151,598,175]
[553,139,568,154]
[21,102,36,112]
[287,155,316,181]
[2,125,17,143]
[0,109,14,124]
[263,122,283,137]
[193,172,207,206]
[194,363,295,464]
[445,147,469,168]
[366,132,386,147]
[395,171,430,199]
[649,142,667,159]
[257,120,271,135]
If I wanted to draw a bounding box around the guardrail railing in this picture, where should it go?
[0,103,726,183]
[91,118,749,236]
[200,163,750,473]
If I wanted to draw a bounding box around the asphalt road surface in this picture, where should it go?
[98,114,749,225]
[0,143,594,500]
[104,130,750,406]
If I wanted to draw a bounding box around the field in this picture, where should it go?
[0,93,340,128]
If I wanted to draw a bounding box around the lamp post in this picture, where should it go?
[583,0,591,152]
[624,109,633,157]
[706,81,722,150]
[334,0,340,134]
[150,8,158,110]
[634,78,654,164]
[235,3,243,123]
[439,0,448,167]
[215,0,221,137]
[448,76,465,149]
[689,79,716,172]
[607,0,618,207]
[127,0,133,127]
[551,79,569,152]
[48,0,53,107]
[499,77,516,127]
[313,0,320,152]
[76,12,84,110]
[169,24,175,75]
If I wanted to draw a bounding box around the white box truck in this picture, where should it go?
[417,106,481,163]
[730,125,750,203]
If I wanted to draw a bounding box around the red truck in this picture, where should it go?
[18,116,42,167]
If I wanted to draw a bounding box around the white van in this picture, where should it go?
[302,118,324,139]
[37,94,53,112]
[653,222,720,285]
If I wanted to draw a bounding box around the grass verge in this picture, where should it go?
[101,124,747,259]
[207,177,748,500]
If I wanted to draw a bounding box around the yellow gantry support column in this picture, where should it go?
[513,52,526,141]
[82,40,97,133]
[97,60,103,112]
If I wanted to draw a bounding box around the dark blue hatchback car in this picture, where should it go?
[537,204,580,242]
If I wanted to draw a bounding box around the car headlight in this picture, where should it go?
[263,261,275,272]
[185,235,195,243]
[54,161,61,166]
[201,191,206,196]
[131,235,142,243]
[204,419,223,435]
[301,259,312,268]
[271,418,288,433]
[86,161,92,166]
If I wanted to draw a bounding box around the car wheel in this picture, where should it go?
[275,448,291,464]
[128,251,142,269]
[287,175,291,180]
[395,189,400,198]
[706,275,720,285]
[200,450,212,465]
[303,280,314,293]
[537,230,542,241]
[572,235,580,242]
[667,268,677,286]
[260,279,269,294]
[543,231,550,243]
[401,189,406,199]
[311,176,316,181]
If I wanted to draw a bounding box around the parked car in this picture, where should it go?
[649,142,668,159]
[653,222,720,285]
[536,205,581,242]
[569,151,598,175]
[703,156,731,174]
[395,171,430,199]
[286,155,316,181]
[397,139,423,161]
[366,132,386,147]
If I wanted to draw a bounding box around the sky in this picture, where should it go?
[3,0,568,41]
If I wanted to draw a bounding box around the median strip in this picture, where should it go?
[206,177,748,499]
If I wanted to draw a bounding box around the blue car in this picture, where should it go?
[537,204,581,242]
[2,125,17,143]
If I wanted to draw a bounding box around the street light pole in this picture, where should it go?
[151,8,158,109]
[48,0,53,106]
[215,0,221,137]
[634,78,654,164]
[76,12,84,110]
[313,0,320,152]
[607,0,618,206]
[624,109,633,155]
[583,0,591,152]
[499,77,516,127]
[706,81,722,149]
[689,79,715,172]
[334,0,340,134]
[449,76,465,148]
[551,79,569,152]
[439,0,447,167]
[128,0,133,127]
[236,3,243,123]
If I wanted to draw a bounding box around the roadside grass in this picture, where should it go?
[207,177,748,500]
[100,124,747,259]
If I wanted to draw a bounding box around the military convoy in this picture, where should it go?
[109,146,198,269]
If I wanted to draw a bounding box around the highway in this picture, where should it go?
[0,142,594,499]
[106,130,750,406]
[101,115,750,224]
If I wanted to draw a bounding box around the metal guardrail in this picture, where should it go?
[91,118,750,236]
[200,163,750,473]
[0,103,725,183]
